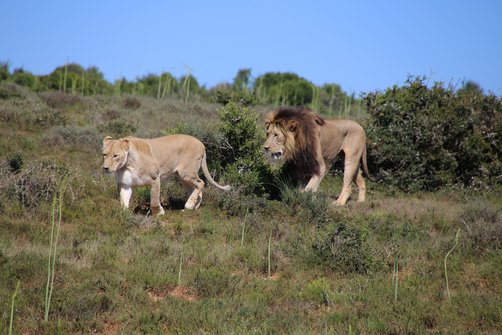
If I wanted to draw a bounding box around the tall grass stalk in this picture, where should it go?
[444,228,461,300]
[63,63,68,93]
[240,210,248,247]
[157,73,162,99]
[393,255,399,303]
[267,229,272,278]
[44,176,68,322]
[9,280,21,335]
[177,251,183,286]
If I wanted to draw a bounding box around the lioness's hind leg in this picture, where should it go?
[179,174,205,210]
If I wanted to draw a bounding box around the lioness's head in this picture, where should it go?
[102,136,129,173]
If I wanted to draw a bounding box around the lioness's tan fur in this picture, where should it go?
[102,134,230,215]
[264,107,372,206]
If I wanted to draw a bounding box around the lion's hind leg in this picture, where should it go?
[333,156,359,206]
[355,169,366,202]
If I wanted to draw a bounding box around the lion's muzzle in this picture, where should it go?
[271,151,282,160]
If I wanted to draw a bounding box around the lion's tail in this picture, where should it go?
[362,145,376,182]
[201,152,231,191]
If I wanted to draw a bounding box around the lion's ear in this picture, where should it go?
[288,120,298,132]
[103,136,113,146]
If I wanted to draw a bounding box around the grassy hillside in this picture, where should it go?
[0,86,501,334]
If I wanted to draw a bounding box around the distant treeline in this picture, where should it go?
[0,61,361,116]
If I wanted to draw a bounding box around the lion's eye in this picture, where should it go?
[274,133,278,138]
[113,154,118,159]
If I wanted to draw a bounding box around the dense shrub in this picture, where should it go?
[43,125,101,150]
[97,119,137,138]
[0,82,24,99]
[39,91,82,109]
[0,160,68,209]
[460,200,502,255]
[312,220,374,274]
[122,96,141,109]
[364,77,502,191]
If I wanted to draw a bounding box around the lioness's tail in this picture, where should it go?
[201,152,231,191]
[362,145,376,182]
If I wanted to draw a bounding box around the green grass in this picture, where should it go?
[1,92,501,334]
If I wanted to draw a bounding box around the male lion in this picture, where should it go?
[102,134,231,215]
[264,107,373,206]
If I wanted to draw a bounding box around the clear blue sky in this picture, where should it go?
[2,0,502,95]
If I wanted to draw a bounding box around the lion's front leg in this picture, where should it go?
[149,178,165,215]
[303,161,326,192]
[304,174,323,192]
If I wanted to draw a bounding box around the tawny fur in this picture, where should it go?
[264,107,372,206]
[102,134,230,215]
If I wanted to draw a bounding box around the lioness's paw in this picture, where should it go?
[151,206,165,215]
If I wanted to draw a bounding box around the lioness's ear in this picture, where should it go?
[103,136,113,146]
[288,120,298,132]
[121,139,130,151]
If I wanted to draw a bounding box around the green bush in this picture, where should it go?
[217,102,276,194]
[210,86,256,106]
[364,77,502,191]
[302,277,335,305]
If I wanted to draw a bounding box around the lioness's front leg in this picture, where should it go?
[149,178,165,215]
[119,186,133,209]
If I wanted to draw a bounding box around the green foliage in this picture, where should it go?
[0,61,10,81]
[254,72,314,106]
[364,76,502,191]
[39,63,113,94]
[210,85,256,106]
[11,69,37,90]
[217,102,274,193]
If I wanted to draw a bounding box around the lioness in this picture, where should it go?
[264,107,373,206]
[102,134,231,215]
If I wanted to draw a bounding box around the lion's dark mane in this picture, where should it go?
[268,107,325,181]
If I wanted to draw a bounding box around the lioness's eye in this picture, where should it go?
[113,154,118,158]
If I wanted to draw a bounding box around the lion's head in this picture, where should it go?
[102,136,130,173]
[264,107,325,178]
